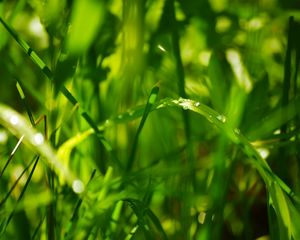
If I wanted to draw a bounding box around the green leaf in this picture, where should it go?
[66,0,105,55]
[268,181,300,240]
[208,50,231,111]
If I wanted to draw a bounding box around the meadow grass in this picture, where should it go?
[1,1,300,239]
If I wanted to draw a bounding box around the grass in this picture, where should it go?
[1,0,300,239]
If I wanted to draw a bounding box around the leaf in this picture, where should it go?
[208,50,231,111]
[66,0,105,55]
[268,181,300,240]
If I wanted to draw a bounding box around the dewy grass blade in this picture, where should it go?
[0,103,77,186]
[56,96,300,207]
[0,17,114,155]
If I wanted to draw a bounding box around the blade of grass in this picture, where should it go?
[0,103,77,185]
[0,136,24,178]
[64,169,97,239]
[16,80,35,126]
[167,0,193,169]
[126,86,159,171]
[0,17,114,159]
[56,96,300,205]
[1,155,39,234]
[31,214,46,240]
[0,157,35,208]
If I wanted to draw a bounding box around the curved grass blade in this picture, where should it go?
[57,96,300,206]
[0,103,78,186]
[58,97,298,199]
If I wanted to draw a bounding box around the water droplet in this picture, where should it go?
[198,212,206,224]
[117,115,123,120]
[10,115,19,125]
[105,119,110,125]
[157,44,166,52]
[129,110,134,116]
[208,115,213,122]
[257,148,269,159]
[216,115,226,123]
[178,97,185,103]
[194,102,201,107]
[234,128,241,135]
[33,133,44,145]
[183,105,189,110]
[72,179,85,194]
[0,130,8,144]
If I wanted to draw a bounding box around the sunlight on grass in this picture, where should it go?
[1,1,300,239]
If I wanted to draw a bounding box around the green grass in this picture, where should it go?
[1,0,300,239]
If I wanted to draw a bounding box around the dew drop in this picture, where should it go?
[257,148,270,159]
[129,110,134,116]
[183,105,189,110]
[194,102,201,107]
[10,115,19,125]
[117,115,123,120]
[33,133,44,145]
[208,115,213,122]
[72,179,85,194]
[178,97,185,103]
[0,130,8,144]
[157,44,166,52]
[216,115,226,123]
[198,212,206,224]
[234,128,241,135]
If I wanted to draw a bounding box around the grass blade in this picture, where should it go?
[0,16,114,159]
[0,103,76,185]
[126,86,159,171]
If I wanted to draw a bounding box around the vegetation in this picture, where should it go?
[1,0,300,239]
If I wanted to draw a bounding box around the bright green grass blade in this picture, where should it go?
[58,98,295,195]
[0,16,114,157]
[208,50,230,111]
[0,103,79,187]
[16,81,35,125]
[0,136,24,178]
[0,17,51,75]
[15,77,45,107]
[268,181,300,240]
[66,0,105,55]
[126,86,159,171]
[57,96,300,208]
